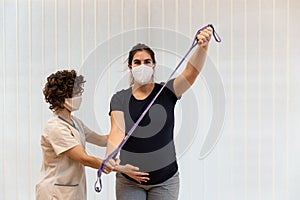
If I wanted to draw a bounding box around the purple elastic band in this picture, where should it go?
[94,24,221,193]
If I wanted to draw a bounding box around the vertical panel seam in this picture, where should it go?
[244,0,248,200]
[28,0,33,199]
[272,0,276,199]
[285,1,290,199]
[258,0,262,200]
[16,0,19,198]
[230,0,234,199]
[2,0,6,198]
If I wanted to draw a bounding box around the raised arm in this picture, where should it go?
[173,27,212,97]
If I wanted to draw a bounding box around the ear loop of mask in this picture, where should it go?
[94,24,221,193]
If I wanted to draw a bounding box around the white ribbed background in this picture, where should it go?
[1,0,300,199]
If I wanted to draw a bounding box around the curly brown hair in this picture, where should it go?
[43,70,85,111]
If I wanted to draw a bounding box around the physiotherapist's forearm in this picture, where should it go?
[64,145,102,169]
[86,132,108,147]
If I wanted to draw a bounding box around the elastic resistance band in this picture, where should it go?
[94,24,221,193]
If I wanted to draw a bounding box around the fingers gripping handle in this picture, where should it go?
[193,24,222,47]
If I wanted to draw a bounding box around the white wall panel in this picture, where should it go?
[3,2,17,200]
[18,1,32,199]
[0,1,5,199]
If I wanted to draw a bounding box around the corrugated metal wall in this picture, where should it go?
[1,0,299,199]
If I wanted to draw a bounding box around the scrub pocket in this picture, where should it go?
[52,183,81,200]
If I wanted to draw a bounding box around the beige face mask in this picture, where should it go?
[132,64,154,85]
[64,96,82,112]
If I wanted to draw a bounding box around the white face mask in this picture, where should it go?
[131,64,154,85]
[64,96,82,112]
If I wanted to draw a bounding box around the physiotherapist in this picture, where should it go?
[36,69,147,200]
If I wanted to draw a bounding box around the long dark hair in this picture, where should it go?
[128,43,156,65]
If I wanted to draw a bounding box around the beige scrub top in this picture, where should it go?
[36,114,94,200]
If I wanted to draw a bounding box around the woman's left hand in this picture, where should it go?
[196,27,213,49]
